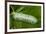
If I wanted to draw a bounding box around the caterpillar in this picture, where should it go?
[12,12,38,24]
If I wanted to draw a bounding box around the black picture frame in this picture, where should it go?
[5,1,44,34]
